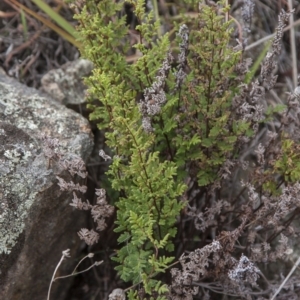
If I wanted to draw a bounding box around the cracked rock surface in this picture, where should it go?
[0,72,93,300]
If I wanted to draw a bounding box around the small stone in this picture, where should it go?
[108,288,126,300]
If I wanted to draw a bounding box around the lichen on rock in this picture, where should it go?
[0,73,93,300]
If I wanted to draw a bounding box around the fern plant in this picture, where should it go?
[70,0,256,297]
[72,1,187,297]
[70,0,295,298]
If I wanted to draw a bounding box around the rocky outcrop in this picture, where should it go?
[40,59,93,105]
[0,72,93,300]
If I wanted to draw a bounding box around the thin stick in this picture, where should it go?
[245,18,300,51]
[47,250,102,300]
[47,249,70,300]
[225,0,229,23]
[271,256,300,300]
[54,260,103,281]
[288,1,297,88]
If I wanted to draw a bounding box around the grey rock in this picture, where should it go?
[40,59,93,105]
[108,288,126,300]
[0,73,93,300]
